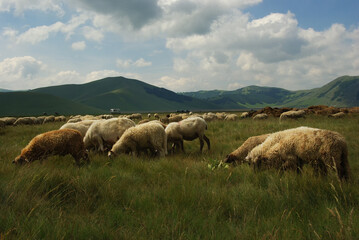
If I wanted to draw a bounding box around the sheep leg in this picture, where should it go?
[199,138,204,152]
[203,135,210,150]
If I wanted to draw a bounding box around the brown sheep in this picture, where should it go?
[13,129,89,166]
[223,134,270,164]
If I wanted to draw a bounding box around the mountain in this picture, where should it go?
[0,88,12,92]
[0,92,106,117]
[182,76,359,108]
[0,75,358,117]
[31,77,218,112]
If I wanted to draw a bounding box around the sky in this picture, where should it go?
[0,0,358,92]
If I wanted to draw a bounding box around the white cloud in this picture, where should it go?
[86,70,141,82]
[116,58,152,68]
[0,0,65,16]
[163,11,359,91]
[0,56,46,89]
[72,41,86,50]
[82,26,104,42]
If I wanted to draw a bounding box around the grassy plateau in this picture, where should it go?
[0,114,358,239]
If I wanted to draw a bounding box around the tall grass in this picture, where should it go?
[0,115,358,239]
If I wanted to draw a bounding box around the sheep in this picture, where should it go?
[60,122,91,139]
[245,127,350,181]
[279,110,305,121]
[224,114,238,121]
[148,113,151,119]
[168,115,183,123]
[329,112,345,119]
[138,120,167,129]
[223,134,270,164]
[165,116,210,153]
[0,117,16,125]
[13,129,89,166]
[216,112,227,120]
[253,113,268,120]
[240,112,250,119]
[128,113,142,120]
[13,117,34,125]
[0,119,5,128]
[108,122,167,157]
[154,113,160,120]
[83,118,136,152]
[43,115,55,124]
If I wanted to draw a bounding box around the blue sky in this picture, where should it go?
[0,0,358,92]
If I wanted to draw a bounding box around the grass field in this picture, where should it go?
[0,114,358,239]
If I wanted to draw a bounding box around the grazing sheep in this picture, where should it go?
[13,129,89,166]
[168,115,183,123]
[148,113,151,119]
[240,112,250,119]
[0,117,17,125]
[129,113,142,120]
[246,127,350,181]
[109,122,167,157]
[279,110,305,120]
[60,122,91,139]
[329,112,345,119]
[253,113,268,120]
[165,116,210,153]
[138,120,167,129]
[43,116,55,124]
[224,114,238,121]
[83,118,136,152]
[154,113,160,120]
[55,116,66,122]
[223,134,270,164]
[13,117,34,125]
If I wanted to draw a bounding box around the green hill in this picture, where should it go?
[1,75,358,116]
[182,76,359,108]
[32,77,218,112]
[0,92,106,117]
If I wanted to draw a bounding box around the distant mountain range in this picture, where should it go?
[0,75,358,116]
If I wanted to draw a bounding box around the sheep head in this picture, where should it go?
[13,155,29,164]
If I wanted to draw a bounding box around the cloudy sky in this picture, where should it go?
[0,0,358,92]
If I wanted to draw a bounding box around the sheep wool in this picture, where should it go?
[165,116,210,153]
[13,129,89,165]
[224,134,270,164]
[246,126,350,181]
[109,122,167,157]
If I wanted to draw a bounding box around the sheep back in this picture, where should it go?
[110,122,167,157]
[13,129,89,165]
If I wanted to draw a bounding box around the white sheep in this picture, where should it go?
[165,116,210,153]
[246,127,350,181]
[223,134,270,164]
[279,110,305,121]
[328,112,345,119]
[253,113,268,120]
[240,112,250,118]
[224,114,238,121]
[60,122,91,139]
[108,122,167,157]
[83,118,136,152]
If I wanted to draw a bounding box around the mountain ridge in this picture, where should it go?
[0,75,358,116]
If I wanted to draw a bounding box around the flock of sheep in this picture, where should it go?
[7,107,352,181]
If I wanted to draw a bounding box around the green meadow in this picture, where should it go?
[0,114,358,239]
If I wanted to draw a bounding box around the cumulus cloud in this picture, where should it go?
[86,70,141,82]
[116,58,152,68]
[0,0,65,16]
[72,41,86,50]
[0,56,46,89]
[163,11,359,91]
[82,26,104,42]
[72,0,162,30]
